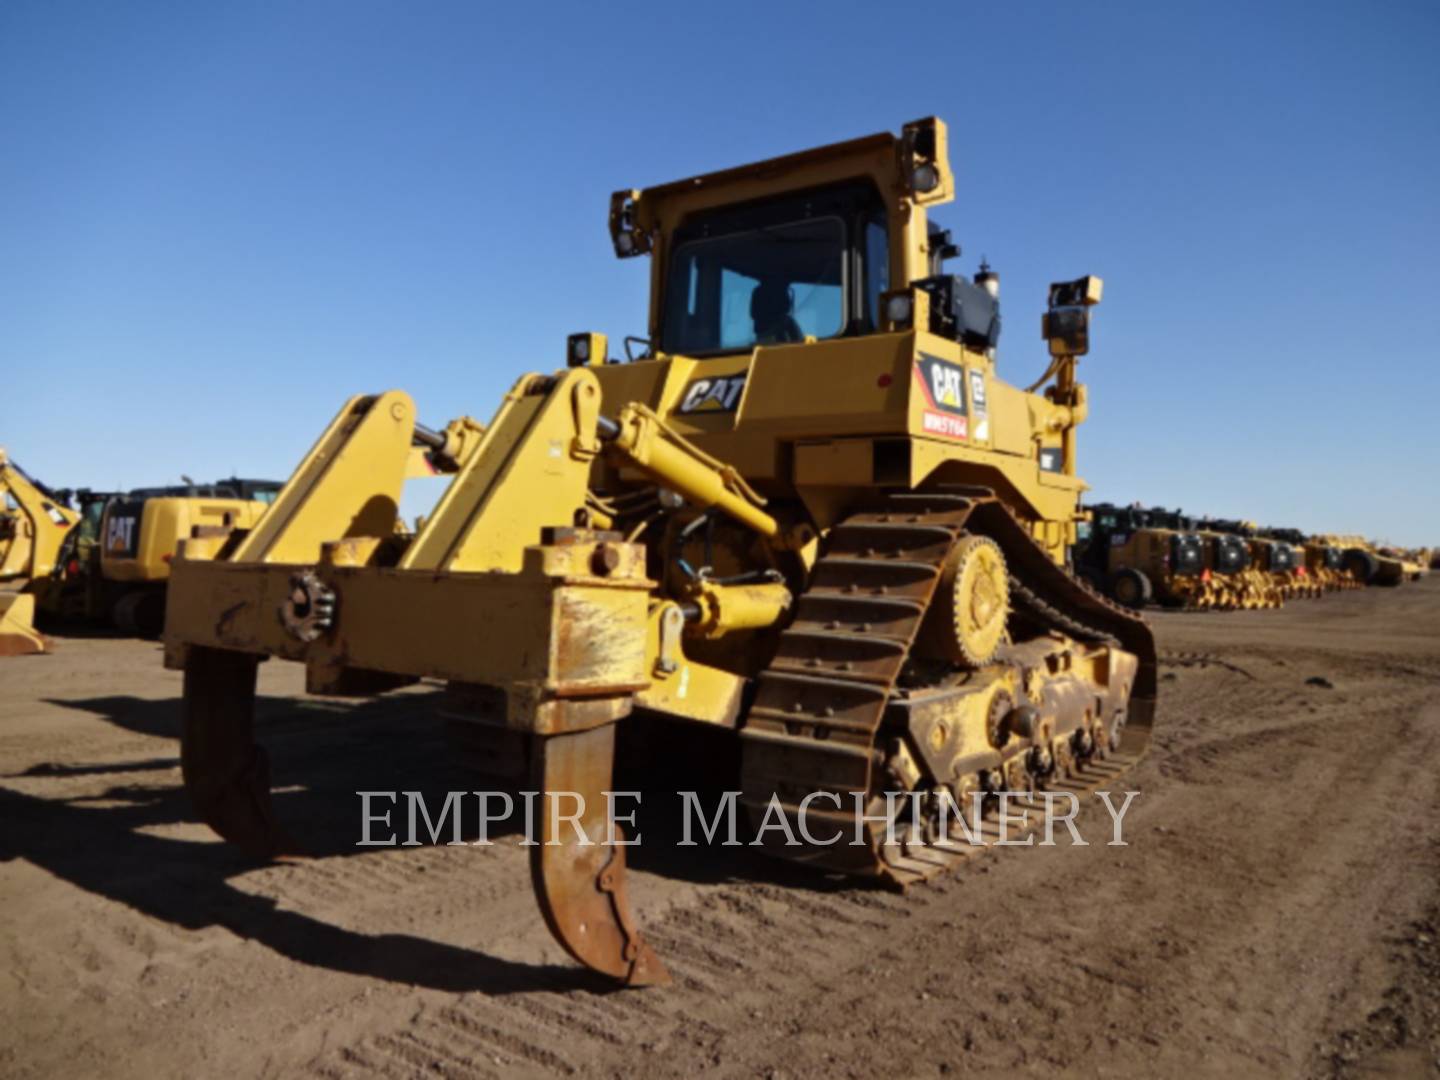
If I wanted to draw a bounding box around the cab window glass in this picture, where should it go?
[664,218,845,353]
[864,217,889,328]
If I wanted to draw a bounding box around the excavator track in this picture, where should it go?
[739,489,1156,886]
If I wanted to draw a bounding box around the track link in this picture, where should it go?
[739,489,1157,885]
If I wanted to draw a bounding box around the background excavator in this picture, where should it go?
[1,466,282,652]
[164,118,1156,986]
[37,478,281,637]
[0,449,79,654]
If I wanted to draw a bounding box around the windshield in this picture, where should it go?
[662,218,845,354]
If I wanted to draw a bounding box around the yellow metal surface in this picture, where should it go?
[685,579,792,640]
[400,370,601,573]
[166,536,652,726]
[924,534,1010,667]
[0,592,49,655]
[232,392,415,565]
[100,495,268,583]
[899,636,1135,794]
[0,450,79,580]
[636,602,747,726]
[609,403,778,538]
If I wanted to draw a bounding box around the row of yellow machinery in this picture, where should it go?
[0,450,278,653]
[1075,503,1428,611]
[5,119,1430,986]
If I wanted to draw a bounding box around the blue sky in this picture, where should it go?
[3,1,1436,543]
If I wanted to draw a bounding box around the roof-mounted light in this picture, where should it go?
[567,331,608,367]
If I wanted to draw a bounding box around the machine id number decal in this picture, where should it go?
[914,353,968,440]
[922,411,968,439]
[678,373,747,414]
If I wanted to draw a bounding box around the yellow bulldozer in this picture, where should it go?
[164,118,1156,986]
[1317,534,1409,586]
[1377,545,1428,582]
[0,449,80,654]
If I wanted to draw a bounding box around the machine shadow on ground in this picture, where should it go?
[4,689,605,994]
[3,687,864,993]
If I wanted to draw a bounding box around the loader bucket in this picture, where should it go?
[0,592,49,656]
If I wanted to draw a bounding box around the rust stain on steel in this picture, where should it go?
[530,722,669,986]
[554,592,647,689]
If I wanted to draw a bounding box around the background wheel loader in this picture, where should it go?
[1246,531,1306,603]
[1075,503,1208,609]
[36,478,281,637]
[0,449,80,654]
[1259,527,1334,596]
[1202,519,1285,608]
[164,118,1156,986]
[1187,521,1252,610]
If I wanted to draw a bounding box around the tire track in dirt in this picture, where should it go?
[2,581,1438,1077]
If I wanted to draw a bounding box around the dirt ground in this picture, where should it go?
[2,579,1438,1079]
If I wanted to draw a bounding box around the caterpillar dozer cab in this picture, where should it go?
[0,449,80,655]
[164,118,1157,986]
[1076,503,1208,609]
[37,478,280,637]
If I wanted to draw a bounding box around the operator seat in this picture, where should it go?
[750,280,803,344]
